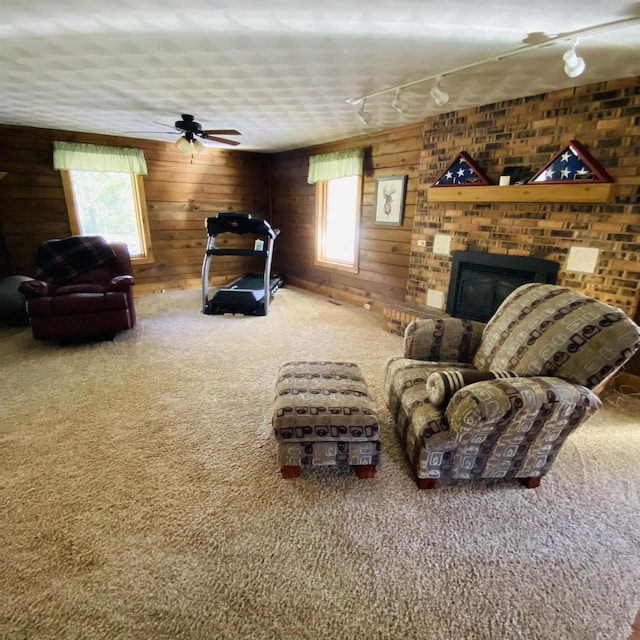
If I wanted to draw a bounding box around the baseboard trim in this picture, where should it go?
[284,275,382,312]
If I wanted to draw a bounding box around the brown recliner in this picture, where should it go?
[19,238,136,341]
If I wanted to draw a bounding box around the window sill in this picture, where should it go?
[131,254,154,266]
[314,259,359,274]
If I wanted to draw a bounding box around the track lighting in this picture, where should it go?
[563,43,586,78]
[356,100,372,126]
[430,78,449,107]
[346,17,639,117]
[391,89,410,114]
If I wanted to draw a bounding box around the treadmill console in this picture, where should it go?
[206,212,278,239]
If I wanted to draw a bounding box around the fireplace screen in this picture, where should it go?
[447,251,559,322]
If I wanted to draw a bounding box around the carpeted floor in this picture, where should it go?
[1,286,639,640]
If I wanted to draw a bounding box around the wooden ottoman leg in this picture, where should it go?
[352,464,376,479]
[519,476,541,489]
[281,465,301,479]
[417,478,439,490]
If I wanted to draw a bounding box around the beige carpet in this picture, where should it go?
[1,286,640,640]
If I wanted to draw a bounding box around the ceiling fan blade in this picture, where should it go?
[203,136,241,147]
[124,130,180,134]
[153,121,180,130]
[202,129,241,136]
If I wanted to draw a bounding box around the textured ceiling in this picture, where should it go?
[1,1,639,152]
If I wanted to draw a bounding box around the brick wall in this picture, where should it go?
[408,76,640,315]
[382,301,447,336]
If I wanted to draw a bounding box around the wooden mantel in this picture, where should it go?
[426,183,616,203]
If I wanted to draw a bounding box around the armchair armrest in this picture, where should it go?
[109,275,135,291]
[404,318,485,363]
[18,279,50,298]
[446,376,601,437]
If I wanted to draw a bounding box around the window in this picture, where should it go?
[62,170,152,262]
[315,175,362,271]
[54,141,153,263]
[308,149,364,273]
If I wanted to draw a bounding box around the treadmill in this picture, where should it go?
[201,212,284,316]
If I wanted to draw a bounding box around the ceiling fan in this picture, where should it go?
[130,114,241,152]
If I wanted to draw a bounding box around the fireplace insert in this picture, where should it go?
[447,251,559,322]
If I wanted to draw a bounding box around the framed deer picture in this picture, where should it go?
[374,175,407,226]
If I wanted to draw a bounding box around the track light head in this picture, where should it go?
[563,44,586,78]
[429,78,449,107]
[356,101,372,126]
[391,90,410,114]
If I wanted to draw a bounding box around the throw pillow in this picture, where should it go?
[426,369,519,408]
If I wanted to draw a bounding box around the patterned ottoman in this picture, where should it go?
[272,361,380,479]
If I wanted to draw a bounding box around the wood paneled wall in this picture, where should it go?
[269,123,423,310]
[0,125,269,293]
[1,75,638,318]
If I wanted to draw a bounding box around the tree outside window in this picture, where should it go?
[68,170,145,256]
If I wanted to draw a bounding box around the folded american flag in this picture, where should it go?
[34,236,117,283]
[529,140,613,184]
[433,151,491,186]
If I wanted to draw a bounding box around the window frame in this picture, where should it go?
[60,169,154,265]
[314,175,362,274]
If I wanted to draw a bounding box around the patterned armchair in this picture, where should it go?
[384,283,640,489]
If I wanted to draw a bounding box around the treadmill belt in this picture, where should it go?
[230,274,267,290]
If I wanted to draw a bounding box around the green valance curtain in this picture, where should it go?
[53,141,148,175]
[307,149,364,184]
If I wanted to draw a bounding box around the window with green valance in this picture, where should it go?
[307,149,364,184]
[54,141,152,262]
[53,141,148,175]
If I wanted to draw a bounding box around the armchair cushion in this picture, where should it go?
[404,318,485,362]
[54,284,107,295]
[28,291,130,317]
[425,369,518,408]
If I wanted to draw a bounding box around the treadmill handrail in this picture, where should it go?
[206,248,269,257]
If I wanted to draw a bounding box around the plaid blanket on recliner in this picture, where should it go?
[34,236,117,283]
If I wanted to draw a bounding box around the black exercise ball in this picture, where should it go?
[0,275,32,326]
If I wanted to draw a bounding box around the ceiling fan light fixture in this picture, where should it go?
[430,78,449,107]
[356,100,372,126]
[175,136,191,153]
[192,138,205,154]
[563,44,586,78]
[391,89,410,114]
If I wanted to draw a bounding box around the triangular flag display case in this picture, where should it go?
[426,139,616,203]
[432,151,492,187]
[528,140,614,184]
